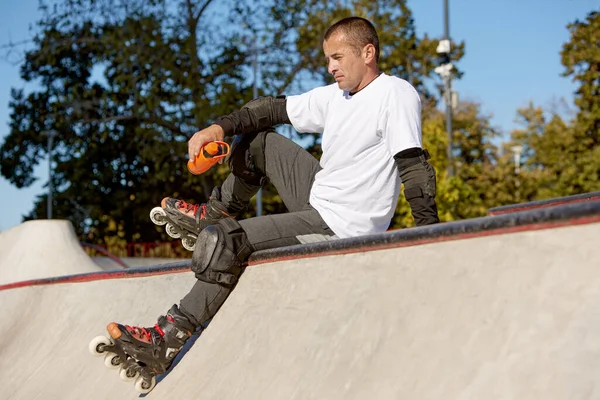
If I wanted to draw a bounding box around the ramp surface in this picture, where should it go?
[0,203,600,400]
[0,220,102,285]
[1,212,600,399]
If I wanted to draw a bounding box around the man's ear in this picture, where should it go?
[363,44,376,63]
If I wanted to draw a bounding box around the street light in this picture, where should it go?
[511,145,523,175]
[42,129,58,219]
[511,145,523,202]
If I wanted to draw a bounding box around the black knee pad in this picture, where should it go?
[228,130,269,186]
[191,218,254,286]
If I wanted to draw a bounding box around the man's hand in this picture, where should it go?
[188,124,225,161]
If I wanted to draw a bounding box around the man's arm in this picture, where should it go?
[394,147,440,226]
[187,96,291,160]
[215,96,291,136]
[189,86,327,159]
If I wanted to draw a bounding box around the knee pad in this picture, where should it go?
[191,218,254,286]
[228,130,269,186]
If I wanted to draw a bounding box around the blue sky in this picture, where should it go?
[0,0,597,232]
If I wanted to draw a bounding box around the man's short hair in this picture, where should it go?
[324,17,380,62]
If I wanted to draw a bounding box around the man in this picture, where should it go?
[107,16,439,381]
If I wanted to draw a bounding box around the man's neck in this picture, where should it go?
[350,69,381,95]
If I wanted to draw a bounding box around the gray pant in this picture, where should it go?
[179,131,336,326]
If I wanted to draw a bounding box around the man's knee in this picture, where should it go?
[191,218,254,286]
[227,130,270,186]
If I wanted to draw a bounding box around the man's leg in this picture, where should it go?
[106,131,331,380]
[179,130,333,325]
[222,129,321,213]
[155,130,319,249]
[179,206,336,326]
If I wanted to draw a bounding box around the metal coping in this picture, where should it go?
[488,191,600,215]
[1,200,599,291]
[249,199,600,264]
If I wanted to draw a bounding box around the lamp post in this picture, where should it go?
[251,30,263,217]
[435,0,455,177]
[42,129,58,219]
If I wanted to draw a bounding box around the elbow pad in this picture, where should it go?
[215,96,291,136]
[394,148,440,226]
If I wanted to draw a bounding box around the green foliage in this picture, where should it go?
[1,0,256,244]
[562,11,600,144]
[511,103,599,198]
[1,1,598,246]
[265,0,464,154]
[395,9,600,229]
[393,101,503,228]
[503,11,600,201]
[268,0,464,94]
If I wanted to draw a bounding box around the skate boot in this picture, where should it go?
[150,187,233,251]
[88,305,196,394]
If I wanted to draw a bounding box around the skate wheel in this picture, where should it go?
[104,352,122,369]
[182,237,196,251]
[150,207,167,225]
[119,366,140,382]
[89,336,113,356]
[134,376,156,394]
[166,223,181,239]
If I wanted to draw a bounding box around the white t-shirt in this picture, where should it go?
[286,73,422,238]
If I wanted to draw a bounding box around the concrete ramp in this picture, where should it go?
[1,202,600,399]
[0,220,102,285]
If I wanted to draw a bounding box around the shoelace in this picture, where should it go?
[125,324,164,341]
[177,201,199,214]
[199,204,208,219]
[177,201,208,219]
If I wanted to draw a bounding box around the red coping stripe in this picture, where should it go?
[0,264,191,291]
[1,212,598,292]
[488,193,600,216]
[247,214,600,266]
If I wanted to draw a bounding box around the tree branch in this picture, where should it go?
[194,0,214,22]
[275,57,307,94]
[82,114,137,124]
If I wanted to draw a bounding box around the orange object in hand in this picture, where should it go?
[187,141,230,175]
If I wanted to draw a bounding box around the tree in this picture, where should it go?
[392,100,504,228]
[397,9,600,228]
[0,0,256,244]
[562,11,600,148]
[559,10,600,193]
[2,0,471,243]
[508,11,600,200]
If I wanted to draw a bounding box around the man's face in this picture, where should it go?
[323,32,367,93]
